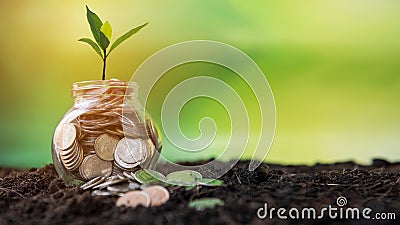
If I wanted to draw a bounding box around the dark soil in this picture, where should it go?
[0,159,399,225]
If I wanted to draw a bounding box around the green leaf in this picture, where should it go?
[86,6,109,50]
[108,22,148,55]
[86,6,102,44]
[165,170,203,186]
[98,32,110,50]
[134,169,166,184]
[188,198,224,211]
[78,38,103,58]
[100,21,112,41]
[185,185,196,191]
[196,178,223,187]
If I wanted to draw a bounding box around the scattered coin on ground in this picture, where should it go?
[92,177,128,189]
[92,190,122,197]
[80,176,106,190]
[142,185,170,206]
[107,183,130,193]
[116,190,151,208]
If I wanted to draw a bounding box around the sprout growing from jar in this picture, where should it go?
[79,6,148,80]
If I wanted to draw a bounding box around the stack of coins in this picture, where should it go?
[53,80,160,181]
[54,123,83,171]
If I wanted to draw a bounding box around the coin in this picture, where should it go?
[117,174,126,180]
[123,171,136,181]
[60,141,83,171]
[114,155,140,170]
[94,134,119,161]
[111,163,125,176]
[79,154,113,180]
[92,190,122,197]
[107,183,130,193]
[54,123,76,150]
[106,175,119,181]
[92,177,128,189]
[128,182,140,190]
[114,138,147,169]
[59,143,77,156]
[142,185,170,206]
[104,128,123,137]
[80,176,106,190]
[115,191,151,208]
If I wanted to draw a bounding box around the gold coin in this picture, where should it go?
[54,123,76,150]
[114,138,147,169]
[61,143,83,171]
[94,133,119,161]
[79,154,113,180]
[115,191,150,208]
[59,144,77,156]
[143,185,170,206]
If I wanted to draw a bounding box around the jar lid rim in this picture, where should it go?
[72,79,129,90]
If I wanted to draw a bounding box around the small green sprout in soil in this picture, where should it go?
[189,198,225,211]
[134,169,166,184]
[134,169,223,187]
[79,6,148,80]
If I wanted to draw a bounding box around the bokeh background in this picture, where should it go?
[0,0,399,168]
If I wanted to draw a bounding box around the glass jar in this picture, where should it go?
[52,79,161,184]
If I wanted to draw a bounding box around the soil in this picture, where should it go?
[0,159,399,225]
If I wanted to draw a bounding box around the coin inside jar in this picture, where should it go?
[60,141,83,171]
[53,80,163,184]
[114,138,147,169]
[79,154,113,180]
[94,133,119,161]
[54,123,76,150]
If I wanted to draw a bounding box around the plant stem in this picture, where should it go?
[102,49,107,80]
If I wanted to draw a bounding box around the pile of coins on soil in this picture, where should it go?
[53,79,161,182]
[81,170,170,208]
[80,168,223,208]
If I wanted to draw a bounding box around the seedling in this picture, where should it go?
[166,170,203,185]
[79,6,148,80]
[134,169,224,187]
[134,169,166,184]
[196,178,223,187]
[189,198,225,211]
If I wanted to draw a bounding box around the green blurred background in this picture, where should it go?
[0,0,399,168]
